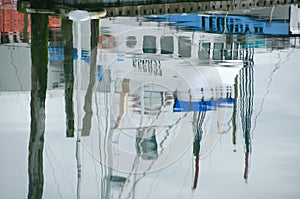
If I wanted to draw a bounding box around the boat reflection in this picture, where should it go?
[1,0,300,198]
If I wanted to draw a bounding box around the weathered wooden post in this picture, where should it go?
[28,0,49,198]
[62,18,75,138]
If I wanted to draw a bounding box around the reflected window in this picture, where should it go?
[126,36,137,48]
[224,43,232,60]
[144,91,163,113]
[198,42,210,60]
[98,34,114,49]
[136,128,158,160]
[1,34,9,44]
[178,36,191,58]
[143,36,156,54]
[110,176,126,188]
[233,43,239,60]
[213,43,224,60]
[161,36,174,54]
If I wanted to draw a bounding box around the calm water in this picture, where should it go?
[1,1,300,199]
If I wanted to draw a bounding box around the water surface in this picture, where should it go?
[1,1,300,199]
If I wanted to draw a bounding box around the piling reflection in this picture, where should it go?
[82,19,99,137]
[62,18,75,138]
[28,12,48,199]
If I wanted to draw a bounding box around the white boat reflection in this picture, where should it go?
[70,17,244,197]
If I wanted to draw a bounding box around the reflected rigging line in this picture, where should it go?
[10,46,23,91]
[118,113,188,199]
[45,145,75,194]
[269,6,275,25]
[128,114,188,198]
[80,93,107,198]
[45,148,63,199]
[124,128,170,199]
[92,93,102,199]
[146,121,187,198]
[176,154,193,199]
[251,49,294,136]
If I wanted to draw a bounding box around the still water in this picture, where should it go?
[1,1,300,199]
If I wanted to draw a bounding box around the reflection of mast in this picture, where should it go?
[82,19,99,136]
[28,12,49,199]
[239,61,254,182]
[192,111,205,190]
[68,10,90,199]
[242,47,254,66]
[62,18,75,138]
[232,75,238,152]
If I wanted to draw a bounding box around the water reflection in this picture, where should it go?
[239,65,254,182]
[192,111,205,189]
[82,19,99,137]
[28,10,49,199]
[1,1,300,198]
[62,18,75,137]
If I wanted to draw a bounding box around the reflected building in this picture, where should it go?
[0,0,61,44]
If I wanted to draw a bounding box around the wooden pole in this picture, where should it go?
[62,18,75,137]
[28,11,49,199]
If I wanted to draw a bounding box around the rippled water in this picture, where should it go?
[1,1,300,199]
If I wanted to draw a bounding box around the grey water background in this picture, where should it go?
[1,1,300,199]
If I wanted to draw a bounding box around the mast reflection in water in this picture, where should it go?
[239,54,254,182]
[192,111,205,190]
